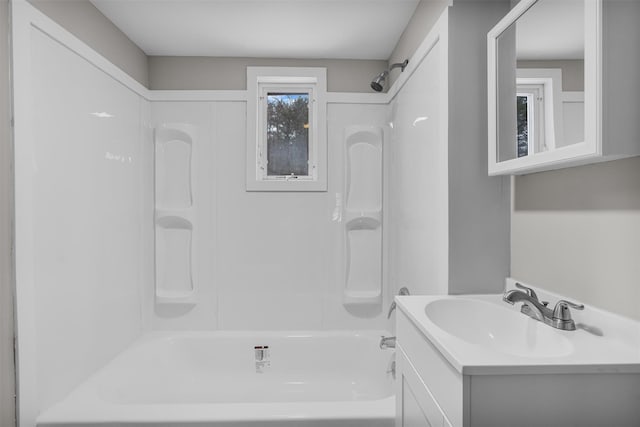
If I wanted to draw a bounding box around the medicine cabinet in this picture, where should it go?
[487,0,640,175]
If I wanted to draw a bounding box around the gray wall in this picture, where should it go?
[387,0,450,86]
[509,1,640,320]
[497,24,517,162]
[512,158,640,320]
[0,0,16,425]
[28,0,149,87]
[148,56,386,92]
[447,0,511,295]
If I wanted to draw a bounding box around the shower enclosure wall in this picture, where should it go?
[12,2,390,425]
[11,0,510,425]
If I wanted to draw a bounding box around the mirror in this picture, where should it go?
[493,0,586,164]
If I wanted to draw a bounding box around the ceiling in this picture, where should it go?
[91,0,420,60]
[515,0,584,61]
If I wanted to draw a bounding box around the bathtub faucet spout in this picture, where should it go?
[379,336,396,349]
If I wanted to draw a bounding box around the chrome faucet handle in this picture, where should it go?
[552,300,585,321]
[388,287,411,318]
[515,282,539,301]
[387,301,397,319]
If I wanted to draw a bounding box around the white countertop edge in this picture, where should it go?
[395,283,640,376]
[459,363,640,376]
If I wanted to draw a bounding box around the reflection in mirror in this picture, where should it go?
[496,0,585,163]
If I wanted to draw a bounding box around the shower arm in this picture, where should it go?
[389,59,409,73]
[370,59,409,92]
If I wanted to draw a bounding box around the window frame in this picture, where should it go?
[246,67,327,191]
[259,85,315,180]
[516,85,543,157]
[515,68,565,156]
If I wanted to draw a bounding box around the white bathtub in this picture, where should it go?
[37,331,396,427]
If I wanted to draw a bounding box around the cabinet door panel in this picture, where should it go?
[397,312,463,425]
[397,346,445,427]
[401,377,442,427]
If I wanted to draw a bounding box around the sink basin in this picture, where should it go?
[424,298,573,358]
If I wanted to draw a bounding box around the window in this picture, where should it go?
[516,84,544,157]
[263,90,311,178]
[516,94,531,157]
[247,67,327,191]
[515,68,565,158]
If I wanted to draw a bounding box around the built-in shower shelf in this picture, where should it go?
[156,209,194,223]
[343,290,382,306]
[342,125,383,308]
[154,122,197,306]
[345,127,383,145]
[155,290,197,305]
[344,210,381,228]
[155,217,194,305]
[156,125,193,144]
[344,126,382,212]
[155,123,195,211]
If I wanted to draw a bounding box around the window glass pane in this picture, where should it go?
[266,92,309,176]
[516,95,529,157]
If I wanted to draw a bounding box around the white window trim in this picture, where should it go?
[516,68,565,154]
[516,86,543,156]
[258,84,316,181]
[246,67,327,191]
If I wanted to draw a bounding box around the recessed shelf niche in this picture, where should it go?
[155,124,194,210]
[345,127,382,213]
[155,216,195,304]
[342,126,383,306]
[154,123,197,305]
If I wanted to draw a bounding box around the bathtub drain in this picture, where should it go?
[254,345,271,373]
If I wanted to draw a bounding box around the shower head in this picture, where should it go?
[370,71,388,92]
[370,59,409,92]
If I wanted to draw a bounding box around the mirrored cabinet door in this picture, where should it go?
[487,0,640,175]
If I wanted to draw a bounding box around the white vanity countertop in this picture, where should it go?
[396,286,640,376]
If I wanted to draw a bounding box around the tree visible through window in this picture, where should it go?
[247,67,326,191]
[517,95,529,157]
[266,93,309,176]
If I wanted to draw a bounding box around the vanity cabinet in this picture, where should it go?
[487,0,640,175]
[395,307,640,427]
[396,311,463,427]
[396,348,450,427]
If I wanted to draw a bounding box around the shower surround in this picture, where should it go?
[12,2,391,425]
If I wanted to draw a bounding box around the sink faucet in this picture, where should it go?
[503,283,584,331]
[503,284,547,322]
[380,336,396,349]
[387,287,410,318]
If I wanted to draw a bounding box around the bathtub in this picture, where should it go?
[37,331,396,427]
